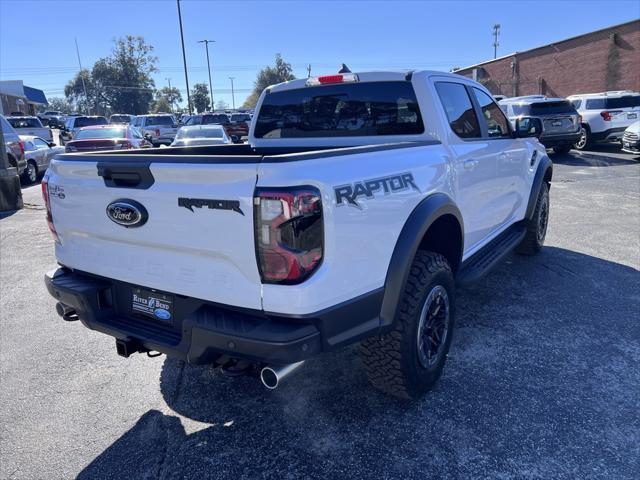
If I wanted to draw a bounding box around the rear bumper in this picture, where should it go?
[592,127,627,142]
[45,267,383,364]
[539,131,581,147]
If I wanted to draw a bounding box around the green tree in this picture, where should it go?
[64,69,98,114]
[152,87,182,113]
[42,97,73,114]
[242,54,296,108]
[191,83,210,113]
[65,36,157,115]
[152,96,172,113]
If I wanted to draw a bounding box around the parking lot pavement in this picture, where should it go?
[1,148,638,479]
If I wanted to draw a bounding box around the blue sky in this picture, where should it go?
[0,0,638,109]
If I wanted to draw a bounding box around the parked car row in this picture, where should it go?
[495,90,640,153]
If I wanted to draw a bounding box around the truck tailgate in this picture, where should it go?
[47,158,262,309]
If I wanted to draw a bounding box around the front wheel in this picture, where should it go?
[360,251,455,399]
[516,182,549,256]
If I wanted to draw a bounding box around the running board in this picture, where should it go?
[457,223,526,286]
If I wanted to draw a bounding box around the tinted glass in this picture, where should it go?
[145,116,174,126]
[435,82,480,138]
[75,117,108,128]
[203,114,230,125]
[606,96,640,109]
[231,114,251,122]
[8,117,43,128]
[110,115,131,123]
[473,88,511,137]
[255,81,424,138]
[529,101,576,115]
[177,127,224,139]
[585,98,606,110]
[75,127,126,139]
[185,116,202,125]
[34,138,49,148]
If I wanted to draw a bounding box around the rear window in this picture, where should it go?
[7,117,43,128]
[75,117,108,128]
[75,127,126,140]
[254,81,424,138]
[203,114,230,125]
[145,116,175,126]
[231,114,251,122]
[177,127,224,139]
[110,115,131,123]
[529,101,576,115]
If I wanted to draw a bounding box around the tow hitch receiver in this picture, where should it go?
[116,338,144,358]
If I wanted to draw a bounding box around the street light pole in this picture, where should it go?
[176,0,192,114]
[229,77,235,110]
[198,39,215,111]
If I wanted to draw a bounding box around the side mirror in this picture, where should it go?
[48,142,56,147]
[230,135,240,143]
[515,117,543,138]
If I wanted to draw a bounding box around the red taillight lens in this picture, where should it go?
[41,179,59,243]
[155,128,161,136]
[254,187,323,284]
[18,140,25,157]
[600,110,621,121]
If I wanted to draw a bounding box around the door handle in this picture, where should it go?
[464,159,478,170]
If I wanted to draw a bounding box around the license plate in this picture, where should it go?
[131,287,174,323]
[552,121,562,127]
[628,113,637,119]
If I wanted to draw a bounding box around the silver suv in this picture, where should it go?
[499,96,581,154]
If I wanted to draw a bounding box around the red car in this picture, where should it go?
[64,125,151,152]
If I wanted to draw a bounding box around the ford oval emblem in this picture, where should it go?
[106,199,148,228]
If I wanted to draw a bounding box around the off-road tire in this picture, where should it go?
[516,182,549,255]
[360,251,455,399]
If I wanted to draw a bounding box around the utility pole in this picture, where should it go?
[229,77,235,110]
[307,64,312,78]
[493,24,501,59]
[176,0,192,114]
[74,38,90,114]
[198,39,215,111]
[166,77,174,111]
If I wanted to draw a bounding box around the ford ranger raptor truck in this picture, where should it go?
[43,70,552,399]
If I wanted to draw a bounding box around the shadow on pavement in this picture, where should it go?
[550,147,639,167]
[77,247,640,479]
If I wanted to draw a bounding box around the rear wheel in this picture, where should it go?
[516,182,549,256]
[23,161,38,184]
[574,126,591,150]
[553,144,572,155]
[360,251,455,399]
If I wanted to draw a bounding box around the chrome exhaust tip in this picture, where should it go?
[260,361,305,390]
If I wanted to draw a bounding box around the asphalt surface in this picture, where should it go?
[1,146,639,479]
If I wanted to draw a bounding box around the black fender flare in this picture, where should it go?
[379,193,463,330]
[525,155,553,220]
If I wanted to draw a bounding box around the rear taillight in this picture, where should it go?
[41,178,60,243]
[155,128,161,137]
[116,140,133,149]
[18,140,25,158]
[306,73,359,86]
[254,187,323,284]
[600,110,621,121]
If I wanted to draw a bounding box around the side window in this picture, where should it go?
[585,98,605,110]
[570,99,582,110]
[472,88,511,138]
[434,82,480,139]
[34,138,49,149]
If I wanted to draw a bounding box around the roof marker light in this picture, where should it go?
[306,73,359,86]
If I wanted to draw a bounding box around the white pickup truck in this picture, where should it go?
[43,70,552,399]
[6,116,53,142]
[130,114,179,147]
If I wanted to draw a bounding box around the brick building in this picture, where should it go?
[453,20,639,98]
